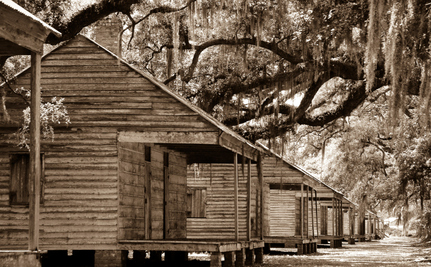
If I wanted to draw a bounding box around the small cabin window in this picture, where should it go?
[187,188,206,218]
[9,154,44,205]
[145,146,151,162]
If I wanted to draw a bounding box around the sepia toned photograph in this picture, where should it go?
[1,0,431,266]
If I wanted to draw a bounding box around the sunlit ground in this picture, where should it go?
[187,236,431,266]
[263,236,431,266]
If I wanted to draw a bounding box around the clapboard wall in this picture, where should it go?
[186,163,260,240]
[268,190,296,237]
[0,34,217,250]
[262,156,317,238]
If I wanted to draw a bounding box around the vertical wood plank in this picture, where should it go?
[299,184,304,239]
[234,153,238,241]
[311,187,314,238]
[315,190,318,238]
[332,198,335,237]
[306,185,309,238]
[247,158,251,241]
[29,52,41,251]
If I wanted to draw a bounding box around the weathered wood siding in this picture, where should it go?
[268,189,295,237]
[0,35,216,250]
[186,163,260,240]
[263,157,317,238]
[262,157,304,185]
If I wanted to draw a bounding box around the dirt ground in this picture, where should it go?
[264,236,431,266]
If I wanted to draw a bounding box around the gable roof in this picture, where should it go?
[257,141,344,197]
[0,0,61,36]
[8,33,260,161]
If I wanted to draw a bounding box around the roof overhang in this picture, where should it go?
[0,0,61,55]
[118,131,259,164]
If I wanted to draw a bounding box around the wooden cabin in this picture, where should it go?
[258,147,320,255]
[0,0,60,265]
[341,197,356,244]
[0,31,264,267]
[315,183,344,248]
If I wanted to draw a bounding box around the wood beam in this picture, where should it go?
[301,184,304,239]
[258,151,264,239]
[118,131,220,144]
[311,186,314,238]
[29,52,41,251]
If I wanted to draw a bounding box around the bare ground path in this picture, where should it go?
[264,236,431,266]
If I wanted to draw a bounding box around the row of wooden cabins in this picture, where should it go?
[0,5,384,266]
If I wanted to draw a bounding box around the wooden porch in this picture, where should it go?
[118,239,264,267]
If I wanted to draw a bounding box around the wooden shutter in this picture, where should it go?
[10,154,30,205]
[187,188,206,218]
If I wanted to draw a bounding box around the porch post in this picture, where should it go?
[234,153,239,241]
[258,152,264,239]
[301,184,304,239]
[332,198,335,237]
[315,190,318,237]
[311,186,314,238]
[29,52,42,251]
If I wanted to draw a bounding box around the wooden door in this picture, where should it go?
[118,142,151,240]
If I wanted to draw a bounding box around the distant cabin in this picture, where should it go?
[0,33,264,267]
[256,146,320,255]
[342,197,356,244]
[314,183,344,248]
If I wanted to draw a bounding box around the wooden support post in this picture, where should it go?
[245,248,254,266]
[332,198,335,238]
[306,185,309,238]
[315,190,318,237]
[234,153,239,241]
[258,152,264,239]
[301,184,304,239]
[255,247,263,264]
[29,52,42,251]
[224,252,235,267]
[297,244,304,255]
[368,212,371,240]
[247,159,252,241]
[210,252,222,267]
[235,248,245,267]
[311,186,314,238]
